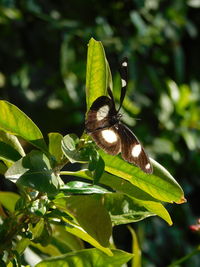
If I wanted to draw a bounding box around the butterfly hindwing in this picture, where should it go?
[118,123,152,173]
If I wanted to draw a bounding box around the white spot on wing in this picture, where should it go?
[122,61,127,67]
[131,144,142,157]
[121,79,127,87]
[96,105,109,121]
[101,130,117,143]
[145,163,151,170]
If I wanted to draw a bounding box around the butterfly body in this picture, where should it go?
[85,58,153,174]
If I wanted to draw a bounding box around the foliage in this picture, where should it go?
[0,0,200,266]
[0,38,185,266]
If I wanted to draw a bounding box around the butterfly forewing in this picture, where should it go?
[85,96,115,133]
[88,125,121,155]
[118,123,152,173]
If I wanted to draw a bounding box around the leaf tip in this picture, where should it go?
[176,196,187,204]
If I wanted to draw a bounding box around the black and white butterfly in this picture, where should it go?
[85,58,152,174]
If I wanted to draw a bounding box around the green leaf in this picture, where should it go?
[5,151,59,195]
[54,195,112,247]
[51,224,84,251]
[104,193,155,225]
[63,221,112,256]
[31,219,52,246]
[0,162,7,174]
[62,134,89,163]
[30,242,61,257]
[35,248,133,267]
[0,100,47,151]
[48,132,64,163]
[61,170,172,225]
[15,238,31,255]
[0,130,25,157]
[0,192,20,212]
[99,151,185,204]
[61,181,110,194]
[86,38,112,110]
[128,227,141,267]
[0,141,22,162]
[88,150,105,184]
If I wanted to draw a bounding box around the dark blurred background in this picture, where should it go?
[0,0,200,266]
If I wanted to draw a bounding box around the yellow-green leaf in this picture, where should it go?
[128,226,141,267]
[99,151,185,204]
[0,100,47,151]
[35,248,133,267]
[0,191,20,212]
[86,38,112,110]
[48,132,63,163]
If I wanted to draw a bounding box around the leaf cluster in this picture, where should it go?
[0,38,185,266]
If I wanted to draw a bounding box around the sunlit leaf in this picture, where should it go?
[0,130,25,157]
[5,151,59,195]
[63,222,112,256]
[52,224,84,251]
[60,181,110,194]
[35,248,133,267]
[54,195,112,247]
[86,38,112,110]
[48,132,63,163]
[104,193,155,225]
[0,192,20,212]
[0,100,47,151]
[60,170,172,225]
[99,151,185,204]
[128,226,141,267]
[62,134,89,163]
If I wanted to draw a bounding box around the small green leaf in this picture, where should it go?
[0,130,25,157]
[15,238,31,255]
[61,181,110,194]
[54,195,112,247]
[86,38,112,110]
[48,132,64,163]
[62,134,89,163]
[0,100,47,151]
[0,192,20,212]
[88,150,105,184]
[5,151,59,195]
[35,248,133,267]
[29,199,47,216]
[0,162,7,174]
[32,219,52,246]
[0,141,22,162]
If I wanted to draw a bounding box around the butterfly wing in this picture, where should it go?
[88,125,121,155]
[118,123,153,173]
[85,96,115,133]
[85,95,121,155]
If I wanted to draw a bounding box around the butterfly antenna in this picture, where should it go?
[117,57,128,113]
[107,87,115,105]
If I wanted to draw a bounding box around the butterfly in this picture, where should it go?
[85,58,153,174]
